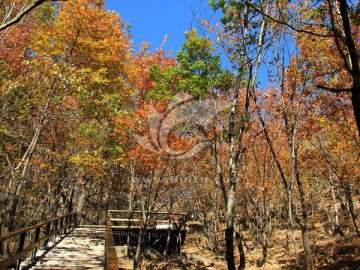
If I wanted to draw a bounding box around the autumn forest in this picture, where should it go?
[0,0,359,269]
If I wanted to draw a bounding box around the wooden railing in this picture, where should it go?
[105,214,118,270]
[108,210,186,229]
[108,209,188,256]
[0,212,77,270]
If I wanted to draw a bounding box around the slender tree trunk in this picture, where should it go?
[258,231,268,267]
[66,181,75,214]
[96,186,103,224]
[225,182,237,270]
[316,178,344,236]
[288,190,300,268]
[213,191,220,252]
[7,195,19,233]
[164,191,174,256]
[127,163,135,257]
[257,194,270,267]
[343,182,360,236]
[234,224,246,270]
[76,186,88,223]
[133,228,144,270]
[330,182,344,235]
[317,182,336,233]
[134,195,146,270]
[351,88,360,136]
[294,153,314,270]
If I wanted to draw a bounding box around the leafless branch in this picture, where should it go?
[242,0,334,38]
[316,84,352,92]
[0,0,58,31]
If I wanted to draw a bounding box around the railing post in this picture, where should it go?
[64,215,70,234]
[31,227,41,262]
[53,219,58,243]
[60,216,64,237]
[63,216,67,234]
[15,232,26,270]
[74,212,78,227]
[0,225,2,256]
[43,222,51,250]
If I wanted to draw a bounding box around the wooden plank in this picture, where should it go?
[110,218,141,222]
[111,226,187,232]
[112,226,141,229]
[154,219,173,223]
[78,225,106,229]
[110,219,175,224]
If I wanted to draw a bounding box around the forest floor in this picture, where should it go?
[117,214,360,269]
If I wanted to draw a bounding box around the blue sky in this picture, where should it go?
[105,0,218,55]
[104,1,270,86]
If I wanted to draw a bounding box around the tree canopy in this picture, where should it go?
[0,1,359,269]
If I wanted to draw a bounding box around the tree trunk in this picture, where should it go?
[234,224,246,270]
[133,228,144,270]
[330,182,344,236]
[257,196,270,267]
[164,191,174,256]
[225,182,237,270]
[127,163,135,257]
[295,161,314,270]
[288,190,300,268]
[76,187,88,223]
[7,195,19,233]
[344,182,360,236]
[316,179,336,234]
[96,186,103,224]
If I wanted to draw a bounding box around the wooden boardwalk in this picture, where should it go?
[20,227,105,270]
[1,211,187,270]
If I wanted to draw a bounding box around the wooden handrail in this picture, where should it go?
[105,214,118,270]
[0,212,77,270]
[108,210,186,216]
[110,218,175,223]
[0,212,76,242]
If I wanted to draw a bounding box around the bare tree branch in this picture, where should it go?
[316,84,352,92]
[242,0,334,38]
[0,0,56,31]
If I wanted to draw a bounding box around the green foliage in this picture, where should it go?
[209,0,227,10]
[176,29,223,97]
[148,64,177,100]
[209,0,246,28]
[36,2,55,25]
[149,29,232,99]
